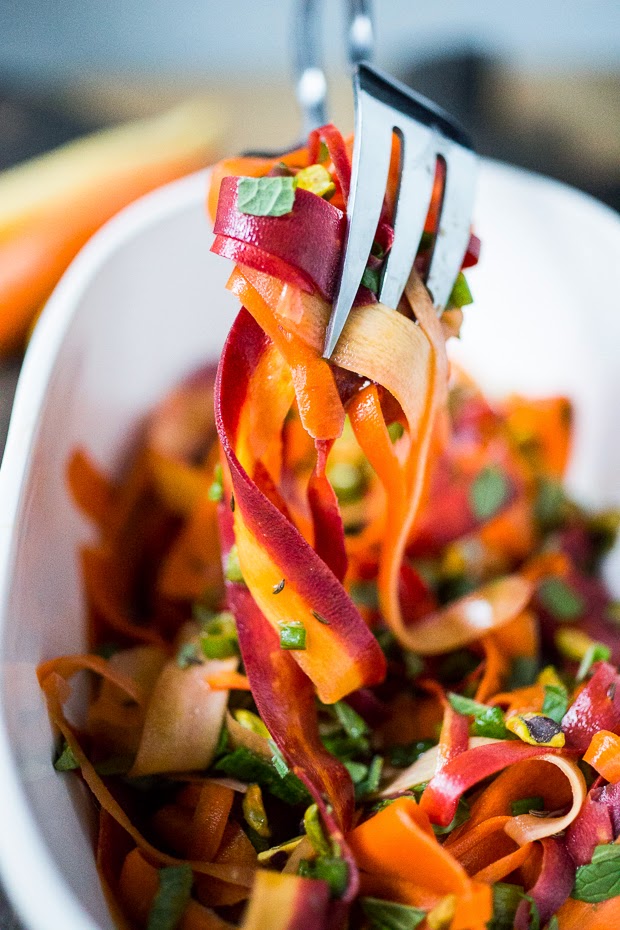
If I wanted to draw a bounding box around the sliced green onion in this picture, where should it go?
[224,545,245,584]
[279,620,307,650]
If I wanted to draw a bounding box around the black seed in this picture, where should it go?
[524,715,562,744]
[272,579,286,595]
[312,610,330,625]
[230,494,235,512]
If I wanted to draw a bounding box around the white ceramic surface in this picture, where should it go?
[0,163,618,930]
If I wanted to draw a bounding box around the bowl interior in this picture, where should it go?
[0,164,619,930]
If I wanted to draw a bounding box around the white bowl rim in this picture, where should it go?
[0,159,618,930]
[0,168,210,930]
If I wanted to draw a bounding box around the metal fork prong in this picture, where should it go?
[323,91,393,357]
[378,121,436,310]
[425,142,478,311]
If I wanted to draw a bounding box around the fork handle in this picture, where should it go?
[293,0,375,135]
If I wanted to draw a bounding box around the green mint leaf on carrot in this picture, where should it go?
[538,576,584,621]
[448,271,473,308]
[147,864,193,930]
[573,843,620,902]
[237,176,296,217]
[447,692,508,739]
[361,896,426,929]
[469,465,509,521]
[541,683,569,723]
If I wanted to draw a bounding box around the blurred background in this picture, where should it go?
[0,1,618,926]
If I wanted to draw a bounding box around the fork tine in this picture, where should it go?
[425,142,478,311]
[378,121,436,310]
[323,90,392,358]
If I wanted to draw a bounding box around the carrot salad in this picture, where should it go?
[39,125,620,930]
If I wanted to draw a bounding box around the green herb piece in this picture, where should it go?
[237,175,296,217]
[303,803,332,857]
[147,864,193,930]
[432,797,470,836]
[361,896,426,930]
[507,655,540,689]
[469,465,509,521]
[448,272,473,308]
[272,578,286,594]
[542,683,569,723]
[224,545,245,584]
[207,463,223,502]
[355,755,384,800]
[54,742,79,772]
[214,746,309,805]
[487,882,525,930]
[577,642,611,682]
[213,723,229,759]
[268,738,290,777]
[317,141,329,163]
[573,843,620,902]
[511,795,545,816]
[548,918,559,930]
[388,740,435,768]
[447,693,507,739]
[279,620,307,650]
[299,856,349,898]
[200,611,238,660]
[344,760,369,784]
[361,265,381,295]
[176,642,203,669]
[534,477,567,529]
[538,577,584,621]
[388,421,405,443]
[321,732,370,760]
[334,701,368,741]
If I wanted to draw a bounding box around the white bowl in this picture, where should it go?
[0,164,619,930]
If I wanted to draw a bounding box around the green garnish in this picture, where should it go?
[447,693,507,739]
[387,421,405,442]
[361,897,426,929]
[448,271,473,308]
[279,620,307,650]
[507,655,540,689]
[334,701,368,741]
[54,741,79,771]
[469,465,509,521]
[361,265,381,295]
[199,611,238,659]
[268,739,290,778]
[573,843,620,902]
[299,856,349,898]
[237,175,296,217]
[510,795,545,816]
[538,576,584,621]
[534,477,568,529]
[354,755,383,800]
[388,740,435,768]
[207,463,224,502]
[541,683,569,723]
[146,864,193,930]
[577,642,611,682]
[487,883,527,930]
[224,544,245,583]
[214,746,309,805]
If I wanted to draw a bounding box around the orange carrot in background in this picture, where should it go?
[0,99,222,355]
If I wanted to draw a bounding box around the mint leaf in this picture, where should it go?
[538,577,584,621]
[361,896,426,929]
[573,843,620,902]
[237,176,296,217]
[361,266,381,294]
[147,864,192,930]
[334,701,368,740]
[469,466,509,520]
[215,746,309,806]
[542,683,569,723]
[447,692,507,739]
[577,643,611,682]
[448,271,473,308]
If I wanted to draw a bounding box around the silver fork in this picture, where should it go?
[317,20,478,356]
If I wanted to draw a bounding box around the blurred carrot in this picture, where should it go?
[0,99,222,355]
